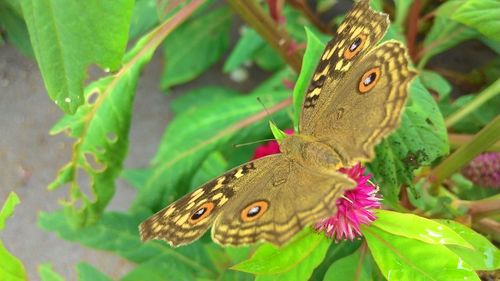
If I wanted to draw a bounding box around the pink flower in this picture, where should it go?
[251,129,294,159]
[314,163,381,241]
[462,152,500,189]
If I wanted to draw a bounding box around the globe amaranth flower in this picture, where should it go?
[462,152,500,189]
[252,131,381,241]
[314,163,381,241]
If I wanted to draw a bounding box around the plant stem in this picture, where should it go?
[449,134,500,151]
[428,115,500,194]
[445,78,500,129]
[473,218,500,242]
[456,195,500,219]
[226,0,303,72]
[405,0,421,61]
[287,0,333,34]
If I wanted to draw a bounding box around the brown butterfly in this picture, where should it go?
[139,0,416,247]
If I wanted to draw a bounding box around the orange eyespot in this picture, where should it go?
[358,67,381,94]
[188,202,215,224]
[241,201,269,222]
[343,34,367,60]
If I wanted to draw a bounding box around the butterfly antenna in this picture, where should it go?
[233,138,275,148]
[256,97,277,126]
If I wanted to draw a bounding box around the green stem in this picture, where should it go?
[429,115,500,194]
[449,133,500,152]
[226,0,303,72]
[445,78,500,129]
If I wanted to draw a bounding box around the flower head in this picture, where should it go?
[462,152,500,189]
[314,163,381,241]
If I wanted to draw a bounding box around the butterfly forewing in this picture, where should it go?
[139,156,270,247]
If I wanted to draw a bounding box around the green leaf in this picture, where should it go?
[170,86,241,115]
[20,0,134,113]
[38,263,65,281]
[48,32,156,226]
[323,246,373,281]
[132,87,291,212]
[420,70,452,100]
[371,210,472,248]
[364,226,480,281]
[253,44,285,71]
[190,151,228,188]
[129,0,159,39]
[0,192,26,281]
[438,220,500,270]
[392,0,413,34]
[292,27,325,132]
[121,168,153,190]
[310,241,362,281]
[161,7,232,90]
[269,121,287,140]
[0,2,34,57]
[77,263,113,281]
[369,78,449,208]
[452,0,500,40]
[0,192,20,231]
[224,27,264,72]
[233,229,330,281]
[419,0,479,68]
[440,93,500,134]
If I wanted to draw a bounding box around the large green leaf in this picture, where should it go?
[170,86,241,115]
[132,85,292,212]
[129,0,159,39]
[292,27,325,132]
[0,1,33,57]
[48,32,156,226]
[438,220,500,270]
[161,7,232,89]
[420,70,452,100]
[371,210,472,248]
[323,246,374,281]
[364,226,480,281]
[0,192,26,281]
[224,27,265,73]
[392,0,413,34]
[452,0,500,40]
[233,229,330,281]
[310,241,363,281]
[369,78,448,208]
[21,0,134,113]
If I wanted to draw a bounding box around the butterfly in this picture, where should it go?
[139,0,416,247]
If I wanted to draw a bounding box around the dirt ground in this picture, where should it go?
[0,44,172,280]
